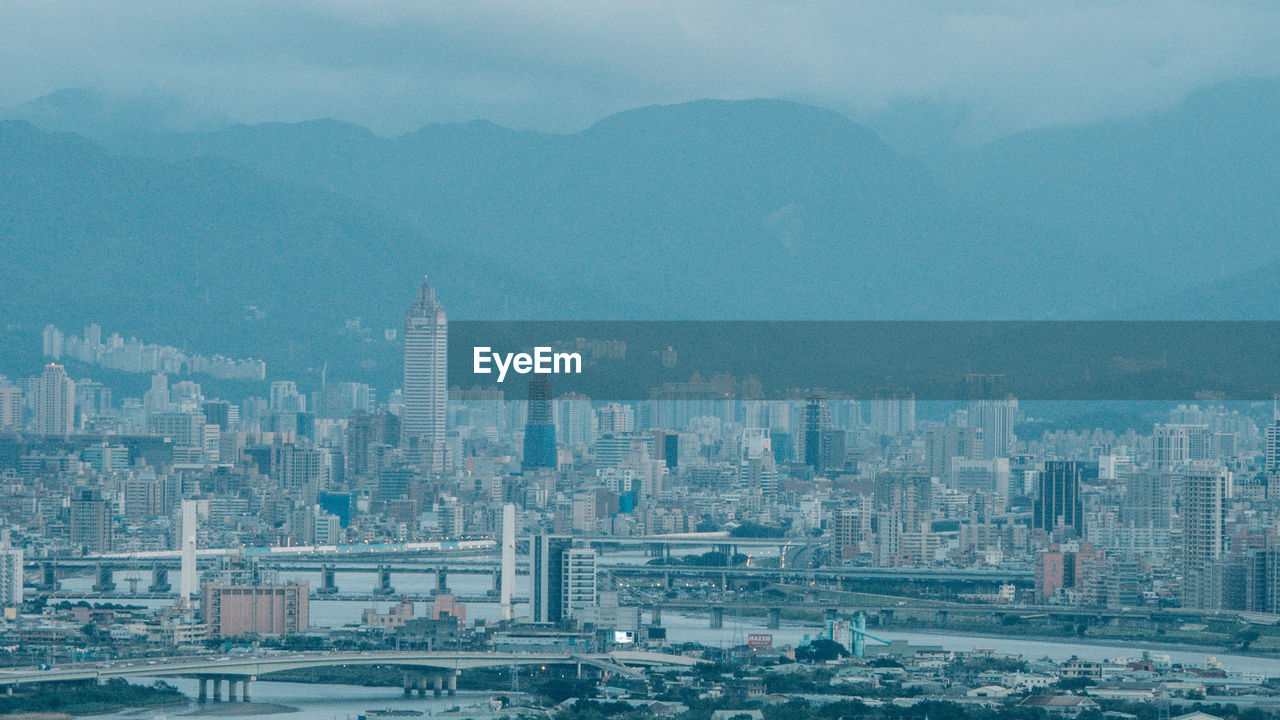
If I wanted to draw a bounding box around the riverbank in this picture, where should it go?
[897,625,1274,660]
[181,701,296,716]
[0,680,186,718]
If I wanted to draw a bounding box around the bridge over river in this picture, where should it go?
[0,649,699,701]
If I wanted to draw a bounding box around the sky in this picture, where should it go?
[3,0,1280,141]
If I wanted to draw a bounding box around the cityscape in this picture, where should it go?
[3,277,1280,719]
[4,2,1280,720]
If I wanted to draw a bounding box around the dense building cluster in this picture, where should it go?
[2,277,1280,637]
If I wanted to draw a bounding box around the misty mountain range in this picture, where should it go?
[2,82,1278,382]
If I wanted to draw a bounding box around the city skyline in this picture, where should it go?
[2,3,1279,717]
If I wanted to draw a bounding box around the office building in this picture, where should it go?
[522,376,557,470]
[926,425,983,480]
[531,534,571,624]
[200,581,310,637]
[561,546,598,621]
[401,276,448,472]
[269,381,306,413]
[1034,461,1084,537]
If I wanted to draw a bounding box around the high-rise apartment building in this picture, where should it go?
[969,397,1017,459]
[870,392,916,437]
[70,488,113,553]
[1182,463,1227,609]
[1265,418,1280,474]
[0,383,21,429]
[925,425,984,480]
[0,544,22,607]
[35,363,75,436]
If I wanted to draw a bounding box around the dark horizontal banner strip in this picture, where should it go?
[444,321,1280,401]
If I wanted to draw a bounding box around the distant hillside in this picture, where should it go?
[4,84,1279,387]
[73,98,1101,319]
[0,120,586,387]
[943,79,1280,315]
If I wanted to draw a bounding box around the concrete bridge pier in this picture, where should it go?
[319,565,337,594]
[198,677,208,703]
[228,679,239,702]
[41,562,59,591]
[711,606,725,629]
[376,565,394,596]
[92,565,115,593]
[447,670,458,696]
[212,677,223,702]
[149,567,170,593]
[242,677,254,702]
[433,674,443,697]
[767,607,781,629]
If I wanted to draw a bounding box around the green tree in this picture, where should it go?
[795,639,848,662]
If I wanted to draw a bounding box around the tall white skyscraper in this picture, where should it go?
[402,276,448,472]
[35,363,75,436]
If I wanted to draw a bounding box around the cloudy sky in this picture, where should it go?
[3,0,1279,141]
